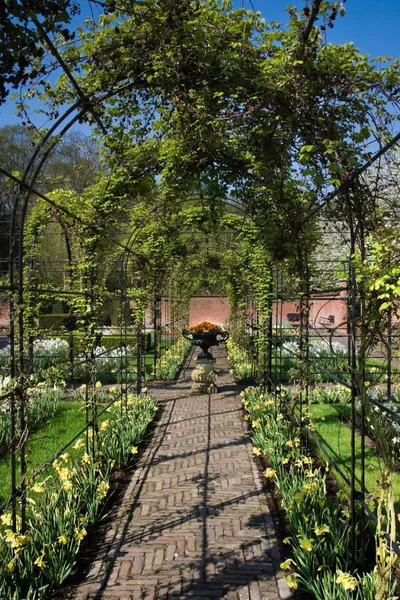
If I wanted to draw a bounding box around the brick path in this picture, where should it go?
[73,347,292,600]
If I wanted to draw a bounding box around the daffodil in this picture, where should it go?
[32,483,45,493]
[97,480,110,499]
[280,558,295,570]
[95,381,102,388]
[314,524,330,536]
[0,513,12,526]
[58,534,69,545]
[81,453,91,465]
[264,468,276,478]
[286,574,299,590]
[75,528,87,541]
[336,570,357,591]
[299,538,313,552]
[131,446,139,454]
[34,555,47,568]
[73,439,84,450]
[62,480,73,491]
[7,560,15,572]
[253,447,262,456]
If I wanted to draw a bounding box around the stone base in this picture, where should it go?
[191,382,218,394]
[191,357,217,394]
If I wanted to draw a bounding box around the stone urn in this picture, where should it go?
[182,325,229,394]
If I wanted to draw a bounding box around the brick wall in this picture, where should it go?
[189,296,231,327]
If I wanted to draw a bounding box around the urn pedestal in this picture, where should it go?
[182,327,229,395]
[191,357,217,394]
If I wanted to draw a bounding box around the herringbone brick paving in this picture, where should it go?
[72,347,292,600]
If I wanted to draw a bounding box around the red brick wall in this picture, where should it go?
[189,296,231,327]
[143,293,349,331]
[273,291,348,331]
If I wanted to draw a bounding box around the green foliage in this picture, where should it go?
[0,392,157,599]
[242,386,387,599]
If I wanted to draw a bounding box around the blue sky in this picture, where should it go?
[0,0,399,128]
[248,0,400,57]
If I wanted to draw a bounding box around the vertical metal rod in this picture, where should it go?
[349,232,358,561]
[387,307,392,401]
[153,288,158,379]
[136,321,142,395]
[9,204,17,530]
[267,283,273,394]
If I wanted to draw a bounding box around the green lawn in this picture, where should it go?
[308,404,400,511]
[0,402,87,504]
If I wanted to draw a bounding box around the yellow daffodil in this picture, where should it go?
[34,555,46,568]
[7,560,15,572]
[95,381,102,388]
[97,480,110,499]
[264,468,276,478]
[0,513,12,526]
[280,558,295,570]
[303,482,317,493]
[32,483,44,493]
[100,420,109,431]
[253,447,262,456]
[75,528,87,541]
[131,446,139,454]
[286,574,299,590]
[81,453,91,465]
[62,480,73,491]
[60,453,69,462]
[314,524,330,536]
[299,538,313,552]
[73,439,84,450]
[336,570,357,591]
[281,457,289,465]
[58,535,69,545]
[58,467,71,481]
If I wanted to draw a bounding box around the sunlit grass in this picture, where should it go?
[308,403,400,512]
[0,402,86,504]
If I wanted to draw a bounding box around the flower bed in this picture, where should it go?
[242,386,390,599]
[153,337,190,380]
[226,339,254,382]
[0,392,158,599]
